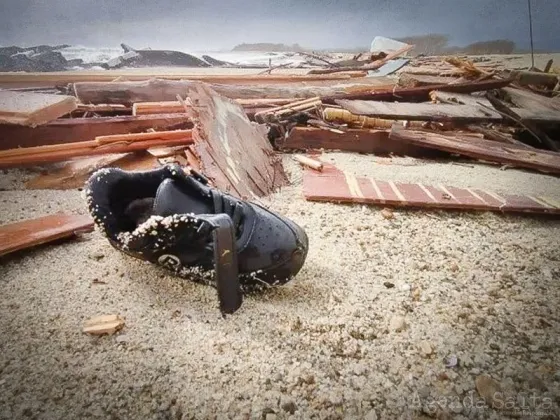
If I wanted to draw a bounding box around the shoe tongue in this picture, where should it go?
[152,178,212,217]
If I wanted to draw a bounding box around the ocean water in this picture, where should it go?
[57,45,307,67]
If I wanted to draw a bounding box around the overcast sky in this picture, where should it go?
[0,0,558,51]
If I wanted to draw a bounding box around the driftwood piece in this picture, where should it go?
[390,124,560,174]
[322,78,512,104]
[83,314,125,336]
[0,90,77,126]
[307,44,414,75]
[185,83,287,198]
[0,214,94,257]
[502,87,560,113]
[73,79,394,104]
[0,113,192,150]
[293,154,324,171]
[510,70,559,88]
[303,163,560,215]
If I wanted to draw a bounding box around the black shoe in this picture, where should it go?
[85,164,308,315]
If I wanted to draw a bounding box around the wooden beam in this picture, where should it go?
[303,163,560,215]
[73,79,394,104]
[322,78,512,104]
[132,98,295,115]
[0,130,193,167]
[0,214,94,257]
[0,71,364,88]
[282,127,441,157]
[389,124,560,175]
[0,90,77,126]
[510,70,559,88]
[336,99,560,124]
[0,113,191,150]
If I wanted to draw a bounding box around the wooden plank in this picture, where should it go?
[0,214,94,257]
[0,71,364,88]
[282,127,441,157]
[0,90,77,126]
[25,152,161,190]
[337,99,560,124]
[0,130,193,167]
[389,124,560,175]
[322,78,511,104]
[186,83,288,199]
[336,100,502,123]
[132,98,294,115]
[303,163,560,215]
[73,79,395,104]
[0,113,191,150]
[502,87,560,113]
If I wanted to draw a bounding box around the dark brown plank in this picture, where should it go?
[389,124,560,175]
[186,82,288,199]
[0,214,94,257]
[282,127,441,157]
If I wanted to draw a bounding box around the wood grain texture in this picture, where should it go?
[303,163,560,215]
[0,214,94,257]
[389,124,560,174]
[186,82,288,199]
[0,90,76,126]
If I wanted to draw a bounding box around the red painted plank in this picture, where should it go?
[0,214,94,257]
[303,162,560,215]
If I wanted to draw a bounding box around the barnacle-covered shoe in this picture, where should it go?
[85,164,308,314]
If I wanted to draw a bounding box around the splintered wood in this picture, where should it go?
[185,82,288,198]
[0,90,77,126]
[0,214,94,257]
[0,130,193,167]
[390,125,560,174]
[303,163,560,215]
[83,314,125,336]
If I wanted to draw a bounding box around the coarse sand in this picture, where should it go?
[0,154,559,419]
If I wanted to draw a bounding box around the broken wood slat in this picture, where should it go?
[282,127,441,157]
[337,100,560,124]
[322,78,511,104]
[0,113,191,150]
[429,91,495,109]
[308,44,414,75]
[25,152,161,190]
[389,125,560,175]
[0,131,193,167]
[0,90,77,126]
[502,87,560,113]
[510,71,559,88]
[0,214,94,257]
[465,125,534,149]
[254,97,322,122]
[76,103,130,113]
[336,100,502,123]
[398,74,462,88]
[0,130,192,159]
[303,163,560,215]
[185,83,288,199]
[0,71,364,88]
[132,98,295,115]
